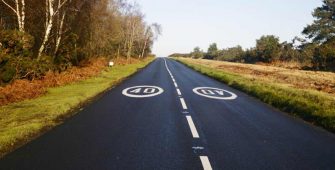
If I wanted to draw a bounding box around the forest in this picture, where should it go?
[170,0,335,71]
[0,0,161,85]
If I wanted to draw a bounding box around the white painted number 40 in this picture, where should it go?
[130,88,157,94]
[122,86,164,98]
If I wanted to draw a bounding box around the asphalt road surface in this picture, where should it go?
[1,58,335,170]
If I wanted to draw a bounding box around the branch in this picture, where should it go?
[1,0,17,13]
[58,0,68,9]
[53,0,68,16]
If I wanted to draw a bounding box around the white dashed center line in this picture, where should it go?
[200,156,213,170]
[164,58,212,170]
[180,98,188,110]
[186,116,200,138]
[177,89,182,96]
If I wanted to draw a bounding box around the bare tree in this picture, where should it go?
[140,23,161,58]
[139,25,151,58]
[123,3,143,60]
[38,0,69,59]
[54,0,69,56]
[1,0,25,32]
[126,15,140,60]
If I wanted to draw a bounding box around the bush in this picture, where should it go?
[14,56,53,80]
[312,39,335,71]
[0,30,34,57]
[0,65,16,83]
[0,53,53,84]
[55,33,89,70]
[0,54,15,84]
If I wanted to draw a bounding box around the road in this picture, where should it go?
[1,58,335,170]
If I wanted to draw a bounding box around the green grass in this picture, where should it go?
[0,58,154,158]
[175,58,335,133]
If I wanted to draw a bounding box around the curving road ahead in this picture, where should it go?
[1,58,335,170]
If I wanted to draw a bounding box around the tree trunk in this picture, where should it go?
[38,0,68,59]
[38,0,54,59]
[38,19,53,59]
[140,37,148,58]
[117,45,120,59]
[54,10,66,57]
[126,20,136,61]
[20,0,25,32]
[1,0,25,32]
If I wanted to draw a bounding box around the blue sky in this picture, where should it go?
[136,0,322,57]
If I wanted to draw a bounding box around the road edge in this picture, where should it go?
[0,58,156,158]
[173,57,335,134]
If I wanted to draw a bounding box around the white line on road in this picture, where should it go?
[200,156,213,170]
[165,58,212,169]
[186,116,199,138]
[177,88,182,96]
[180,98,187,110]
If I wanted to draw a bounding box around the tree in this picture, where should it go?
[38,0,69,59]
[255,35,281,62]
[1,0,159,62]
[302,0,335,70]
[217,45,244,62]
[242,48,257,63]
[206,43,218,59]
[54,0,69,56]
[303,0,335,43]
[119,2,143,60]
[191,47,204,59]
[140,23,161,58]
[312,38,335,70]
[1,0,25,32]
[298,42,318,66]
[280,41,299,62]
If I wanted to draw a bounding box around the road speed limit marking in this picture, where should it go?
[122,85,164,98]
[193,87,237,100]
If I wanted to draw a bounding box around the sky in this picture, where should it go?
[136,0,323,57]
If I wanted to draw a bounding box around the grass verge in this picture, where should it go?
[175,58,335,133]
[0,58,154,158]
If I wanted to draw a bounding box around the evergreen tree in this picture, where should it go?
[303,0,335,43]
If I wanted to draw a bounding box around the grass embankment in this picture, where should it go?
[175,58,335,133]
[0,58,154,158]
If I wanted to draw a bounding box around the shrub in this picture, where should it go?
[0,65,16,83]
[0,30,34,57]
[312,39,335,71]
[0,53,53,84]
[15,56,53,80]
[55,33,84,70]
[0,54,15,84]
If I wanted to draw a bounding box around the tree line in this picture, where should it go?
[0,0,161,84]
[170,0,335,71]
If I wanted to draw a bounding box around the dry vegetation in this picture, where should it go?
[0,57,154,158]
[177,57,335,133]
[183,58,335,95]
[0,57,142,106]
